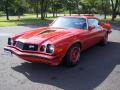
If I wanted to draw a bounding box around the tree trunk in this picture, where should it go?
[17,8,21,20]
[18,15,20,20]
[5,0,9,20]
[88,8,91,15]
[69,10,71,16]
[36,10,39,18]
[104,12,107,19]
[41,0,45,20]
[64,10,66,16]
[55,9,57,17]
[52,10,55,17]
[45,12,47,18]
[112,11,117,21]
[77,0,80,15]
[111,0,119,21]
[45,0,48,18]
[36,1,39,18]
[51,0,55,17]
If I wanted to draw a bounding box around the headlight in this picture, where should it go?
[8,38,14,45]
[46,44,54,53]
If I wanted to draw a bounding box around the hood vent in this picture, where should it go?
[37,30,56,35]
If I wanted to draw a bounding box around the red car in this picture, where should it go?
[4,16,111,66]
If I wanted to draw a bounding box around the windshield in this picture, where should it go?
[51,17,87,29]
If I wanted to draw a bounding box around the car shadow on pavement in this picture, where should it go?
[12,42,120,90]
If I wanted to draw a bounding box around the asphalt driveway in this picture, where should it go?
[0,24,120,90]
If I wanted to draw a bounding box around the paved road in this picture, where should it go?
[0,25,120,90]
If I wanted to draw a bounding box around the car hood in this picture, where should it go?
[16,27,72,44]
[16,27,86,44]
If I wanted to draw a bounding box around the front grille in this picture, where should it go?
[16,41,38,51]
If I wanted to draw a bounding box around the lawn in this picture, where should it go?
[0,14,120,26]
[0,14,55,26]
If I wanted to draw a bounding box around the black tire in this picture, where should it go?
[63,44,81,66]
[100,33,108,45]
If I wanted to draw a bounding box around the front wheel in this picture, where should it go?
[63,44,81,66]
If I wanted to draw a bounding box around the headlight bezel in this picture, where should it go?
[46,44,55,53]
[40,44,55,54]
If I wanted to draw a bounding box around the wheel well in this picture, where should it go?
[64,42,82,57]
[65,42,82,55]
[61,42,82,65]
[71,42,82,49]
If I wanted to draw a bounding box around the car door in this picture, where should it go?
[88,18,105,44]
[81,18,103,50]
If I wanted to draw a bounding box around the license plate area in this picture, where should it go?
[4,50,12,56]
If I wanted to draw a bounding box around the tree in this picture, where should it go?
[2,0,16,20]
[0,0,4,11]
[50,0,63,17]
[0,0,119,20]
[28,0,49,19]
[13,0,26,19]
[40,0,45,19]
[3,0,11,20]
[40,0,50,19]
[65,0,76,16]
[27,0,39,18]
[96,0,111,19]
[75,0,81,15]
[110,0,120,21]
[81,0,98,15]
[0,0,27,20]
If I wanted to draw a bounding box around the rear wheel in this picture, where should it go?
[101,33,108,45]
[63,44,81,66]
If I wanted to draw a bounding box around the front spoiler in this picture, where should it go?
[4,46,58,63]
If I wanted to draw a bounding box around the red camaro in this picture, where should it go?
[4,16,111,66]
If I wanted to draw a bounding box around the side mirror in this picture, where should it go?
[98,22,102,25]
[88,26,95,31]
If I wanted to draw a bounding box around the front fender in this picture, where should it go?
[10,33,24,41]
[54,35,82,63]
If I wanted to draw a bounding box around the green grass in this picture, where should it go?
[0,14,55,26]
[0,14,120,26]
[0,18,53,26]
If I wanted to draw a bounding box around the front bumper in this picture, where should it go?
[4,46,60,66]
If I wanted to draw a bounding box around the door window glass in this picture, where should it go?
[88,19,99,27]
